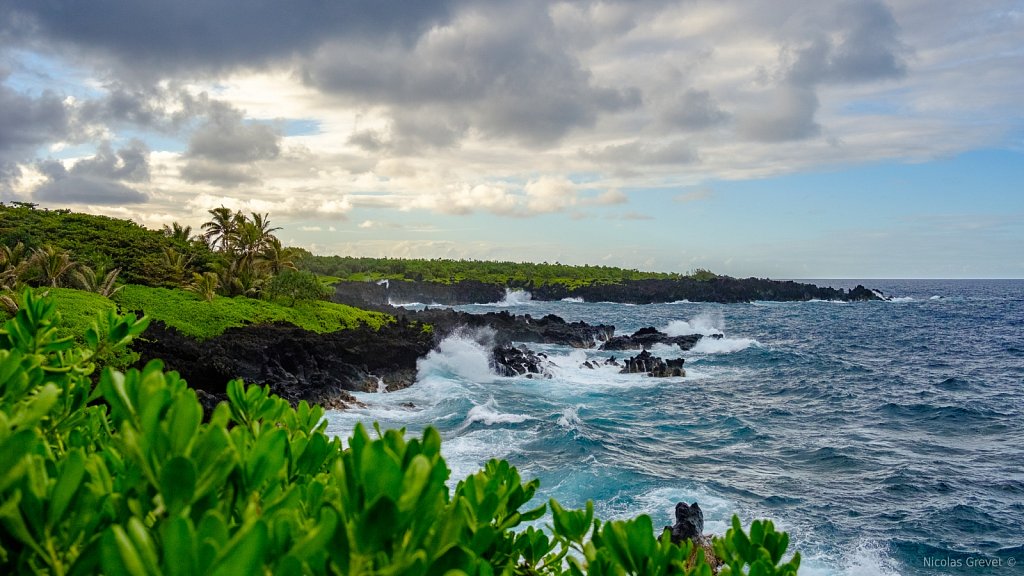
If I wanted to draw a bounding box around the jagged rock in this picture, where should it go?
[491,345,551,378]
[582,361,595,369]
[132,319,434,409]
[601,327,705,351]
[603,356,620,367]
[620,350,685,377]
[384,308,615,349]
[666,502,704,544]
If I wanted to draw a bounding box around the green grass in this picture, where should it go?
[38,287,118,341]
[114,285,393,340]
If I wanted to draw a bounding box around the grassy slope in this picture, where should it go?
[42,287,118,340]
[113,285,393,340]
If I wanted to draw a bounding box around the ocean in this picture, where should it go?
[323,279,1024,575]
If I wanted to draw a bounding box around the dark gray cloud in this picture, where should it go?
[2,0,454,81]
[786,1,908,85]
[33,140,150,205]
[186,104,281,163]
[180,103,282,186]
[737,0,907,143]
[306,2,640,146]
[78,83,214,131]
[0,78,71,191]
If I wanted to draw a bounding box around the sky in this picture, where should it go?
[1,1,1022,278]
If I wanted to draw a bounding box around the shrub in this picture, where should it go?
[0,292,801,575]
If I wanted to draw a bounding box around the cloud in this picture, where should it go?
[738,84,820,142]
[582,139,698,166]
[2,0,454,80]
[0,78,71,191]
[305,2,640,146]
[180,103,282,186]
[32,140,150,205]
[659,89,729,130]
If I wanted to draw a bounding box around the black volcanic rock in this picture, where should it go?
[385,308,614,349]
[333,276,883,306]
[491,345,551,378]
[619,350,685,377]
[600,327,707,351]
[132,319,434,409]
[665,502,704,544]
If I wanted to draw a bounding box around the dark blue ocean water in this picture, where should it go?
[325,280,1024,575]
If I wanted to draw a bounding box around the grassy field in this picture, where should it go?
[112,285,393,340]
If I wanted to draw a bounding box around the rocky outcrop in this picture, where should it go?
[619,350,686,377]
[666,502,704,544]
[394,308,614,349]
[600,326,710,351]
[491,345,551,378]
[132,319,434,408]
[333,277,882,307]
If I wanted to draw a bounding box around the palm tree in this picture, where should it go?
[162,222,194,244]
[187,272,219,302]
[0,242,31,291]
[258,237,298,275]
[29,245,77,288]
[202,206,239,252]
[161,247,194,285]
[72,264,123,297]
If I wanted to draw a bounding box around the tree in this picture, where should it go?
[161,221,194,244]
[72,264,123,297]
[258,237,297,276]
[265,269,330,306]
[201,206,239,252]
[29,245,78,287]
[187,271,219,302]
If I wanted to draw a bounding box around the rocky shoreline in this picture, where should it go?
[332,277,881,307]
[129,277,880,410]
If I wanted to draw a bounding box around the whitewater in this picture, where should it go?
[325,279,1024,575]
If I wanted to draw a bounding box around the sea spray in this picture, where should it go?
[416,328,497,383]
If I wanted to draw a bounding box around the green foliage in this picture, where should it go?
[115,284,393,340]
[714,516,801,576]
[0,293,801,575]
[0,204,216,287]
[264,269,331,306]
[297,255,697,288]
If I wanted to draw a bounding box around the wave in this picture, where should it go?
[662,311,725,337]
[561,297,585,303]
[692,336,759,354]
[481,288,533,306]
[464,397,533,426]
[887,296,915,303]
[416,329,496,383]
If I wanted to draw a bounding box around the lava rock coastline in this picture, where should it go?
[332,277,880,307]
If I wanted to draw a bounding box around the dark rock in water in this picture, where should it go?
[132,319,434,411]
[666,502,704,544]
[391,308,615,349]
[491,345,551,378]
[604,356,620,367]
[619,350,685,377]
[601,326,704,351]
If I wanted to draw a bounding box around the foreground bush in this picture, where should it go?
[0,291,800,575]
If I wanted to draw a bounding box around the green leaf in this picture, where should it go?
[47,448,87,527]
[160,456,197,515]
[209,520,268,576]
[161,517,197,576]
